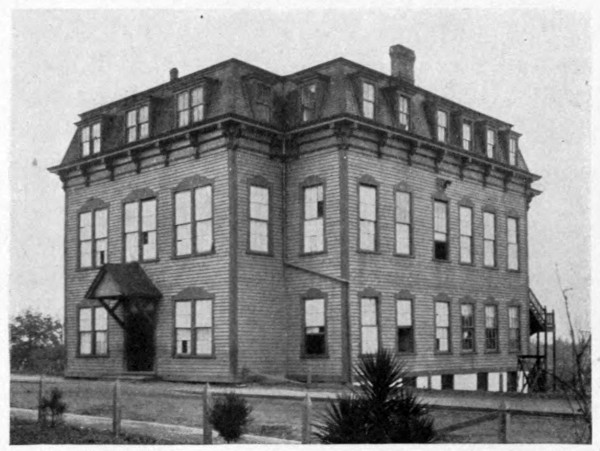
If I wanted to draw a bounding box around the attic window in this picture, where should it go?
[301,83,317,122]
[177,87,205,128]
[398,95,409,130]
[486,129,496,159]
[362,82,375,119]
[436,110,448,143]
[127,105,149,143]
[509,137,517,165]
[462,122,472,151]
[81,122,102,157]
[254,83,271,122]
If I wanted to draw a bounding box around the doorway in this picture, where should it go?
[124,300,155,372]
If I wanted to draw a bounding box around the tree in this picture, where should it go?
[10,310,65,374]
[315,349,436,443]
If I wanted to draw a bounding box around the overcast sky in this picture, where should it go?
[7,7,592,338]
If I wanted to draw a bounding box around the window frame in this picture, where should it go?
[126,105,150,143]
[434,299,451,354]
[509,137,517,166]
[460,302,476,353]
[77,306,109,358]
[484,304,499,352]
[361,81,376,120]
[462,121,472,151]
[301,82,318,122]
[301,291,328,359]
[436,110,449,143]
[173,294,215,359]
[78,203,109,270]
[396,295,415,354]
[507,216,520,271]
[508,305,521,353]
[359,293,380,356]
[176,86,206,128]
[123,196,158,263]
[358,180,378,253]
[81,122,102,157]
[486,128,496,159]
[394,188,413,257]
[397,94,410,130]
[483,210,497,268]
[433,199,449,261]
[301,178,326,255]
[172,177,215,259]
[254,82,272,122]
[248,177,272,255]
[459,205,474,265]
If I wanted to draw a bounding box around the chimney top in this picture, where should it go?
[170,67,179,82]
[389,45,416,84]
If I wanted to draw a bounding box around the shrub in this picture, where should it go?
[208,392,252,443]
[39,388,67,427]
[315,349,435,443]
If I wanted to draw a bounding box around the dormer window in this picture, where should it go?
[398,95,409,130]
[509,137,517,165]
[362,82,375,119]
[462,122,472,151]
[81,122,101,157]
[437,110,448,143]
[255,83,271,122]
[486,129,496,158]
[177,87,205,128]
[127,105,149,143]
[301,83,317,122]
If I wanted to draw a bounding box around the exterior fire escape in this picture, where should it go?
[517,289,555,392]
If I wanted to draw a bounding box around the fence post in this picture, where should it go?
[498,401,510,443]
[37,374,44,424]
[307,366,312,388]
[302,392,312,444]
[112,378,121,438]
[203,383,213,444]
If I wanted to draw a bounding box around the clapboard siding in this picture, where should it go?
[64,140,233,380]
[346,137,530,375]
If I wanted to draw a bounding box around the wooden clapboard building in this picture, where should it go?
[50,44,551,391]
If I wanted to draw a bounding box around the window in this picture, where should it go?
[435,301,450,352]
[249,185,269,253]
[486,129,495,158]
[303,185,324,253]
[398,95,409,130]
[459,206,473,264]
[359,185,377,251]
[508,306,521,352]
[255,83,271,122]
[461,304,475,351]
[483,211,496,267]
[301,83,317,122]
[433,200,448,260]
[507,217,519,270]
[124,198,157,262]
[81,122,101,157]
[126,106,149,143]
[79,208,108,269]
[362,82,375,119]
[177,87,205,127]
[462,122,472,151]
[175,185,213,256]
[360,297,379,354]
[79,307,108,356]
[175,299,213,356]
[485,305,498,351]
[396,299,413,353]
[509,137,517,166]
[304,298,326,356]
[437,110,448,142]
[395,191,411,255]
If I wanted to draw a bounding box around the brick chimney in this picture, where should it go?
[170,67,179,82]
[389,44,416,84]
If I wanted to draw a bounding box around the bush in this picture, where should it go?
[40,388,67,427]
[315,349,435,443]
[209,392,252,443]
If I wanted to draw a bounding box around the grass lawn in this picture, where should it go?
[10,379,584,444]
[10,418,174,445]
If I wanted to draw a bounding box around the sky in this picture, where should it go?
[6,6,593,339]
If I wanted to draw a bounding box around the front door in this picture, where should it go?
[124,300,155,372]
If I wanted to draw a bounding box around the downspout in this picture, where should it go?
[281,135,289,376]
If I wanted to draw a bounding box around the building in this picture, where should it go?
[49,44,551,391]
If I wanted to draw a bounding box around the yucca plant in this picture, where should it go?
[315,349,435,443]
[208,392,252,443]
